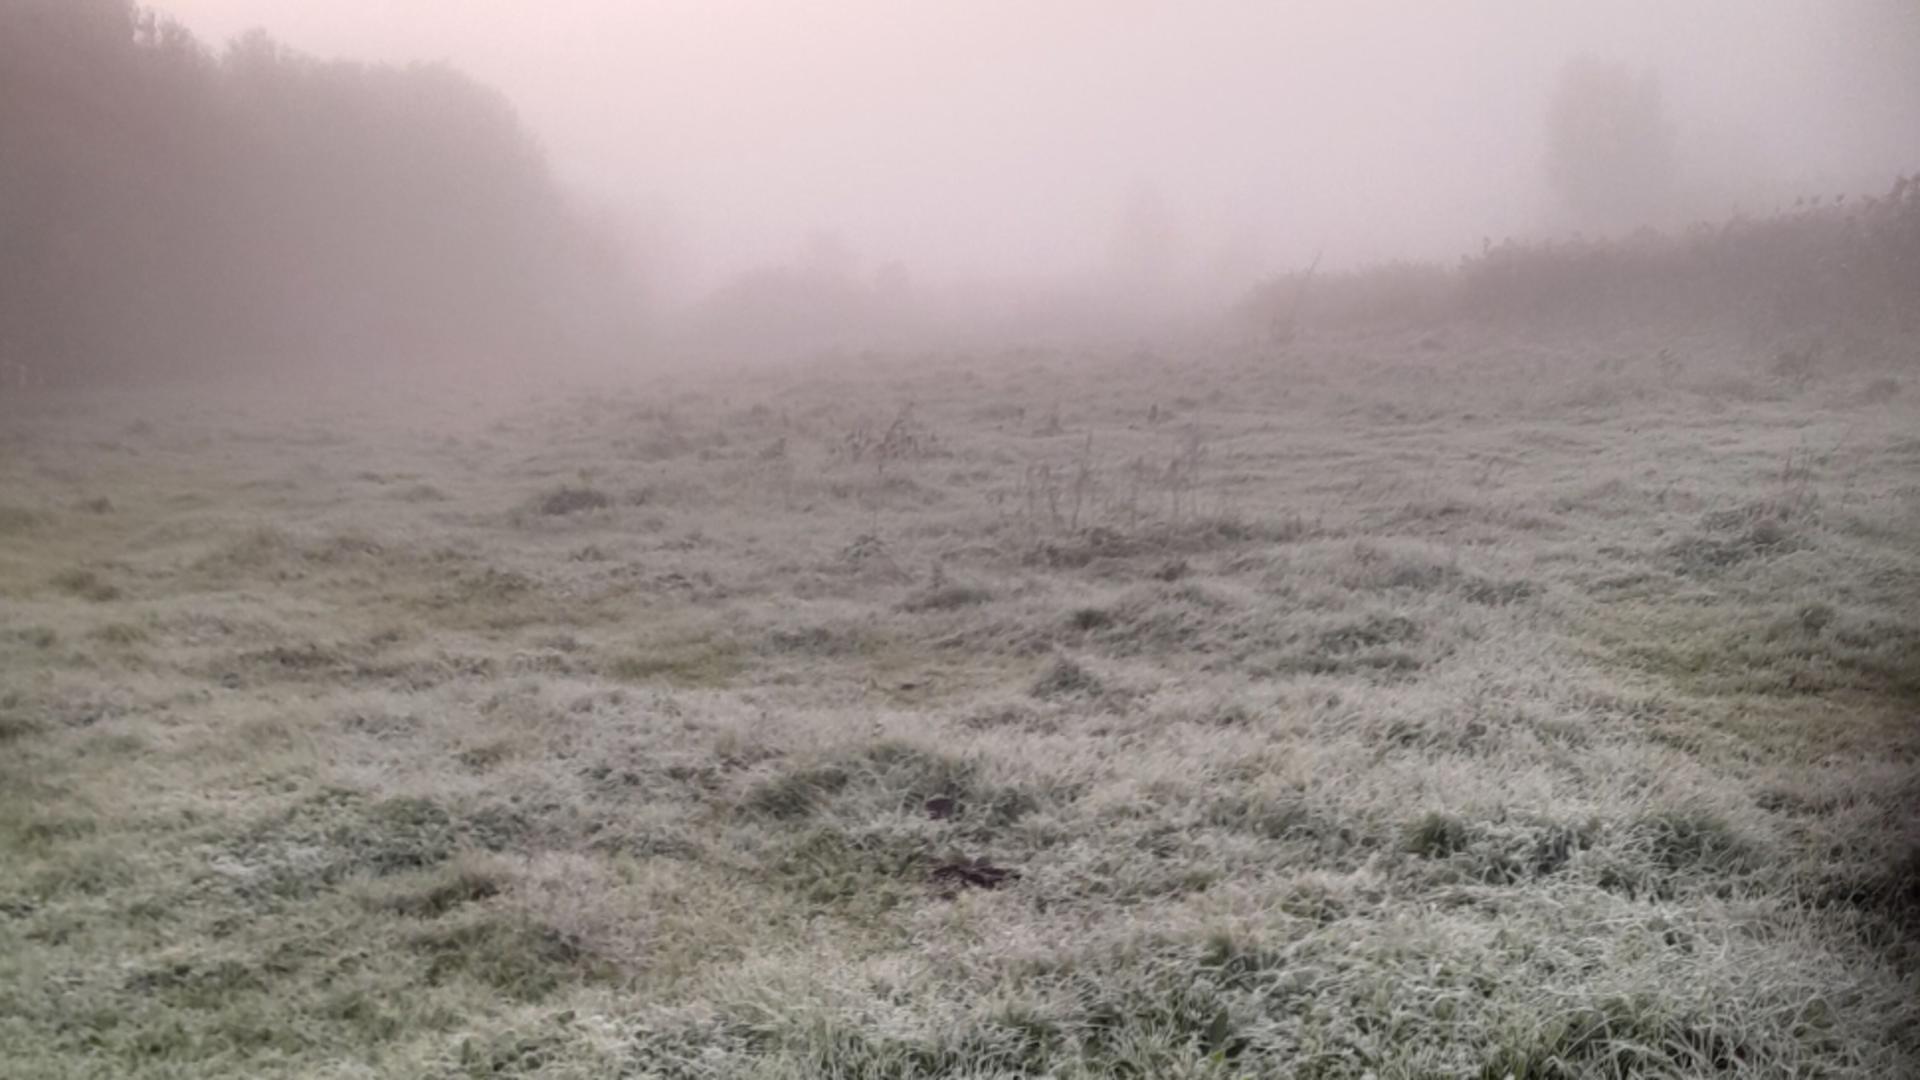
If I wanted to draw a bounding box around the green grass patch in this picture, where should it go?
[606,635,745,688]
[411,911,610,1002]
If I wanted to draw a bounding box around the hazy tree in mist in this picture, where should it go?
[1544,57,1678,233]
[0,0,630,384]
[680,230,879,355]
[1108,184,1181,294]
[798,229,859,284]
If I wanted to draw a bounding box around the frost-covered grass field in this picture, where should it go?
[3,333,1917,1078]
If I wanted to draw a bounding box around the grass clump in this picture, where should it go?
[327,795,464,877]
[360,855,511,918]
[742,740,1037,830]
[412,912,608,1002]
[1631,808,1757,877]
[1031,655,1103,699]
[1402,812,1602,884]
[1066,605,1117,632]
[50,567,121,602]
[1404,810,1474,859]
[0,504,45,534]
[1665,514,1804,576]
[0,713,42,743]
[606,636,744,688]
[1460,575,1539,606]
[1317,612,1421,653]
[532,484,612,516]
[89,621,148,646]
[1207,790,1337,838]
[1264,612,1427,678]
[396,482,447,503]
[900,580,993,612]
[218,791,522,902]
[121,957,270,1011]
[743,764,852,820]
[1816,845,1920,937]
[770,824,933,910]
[192,526,299,574]
[1481,994,1755,1079]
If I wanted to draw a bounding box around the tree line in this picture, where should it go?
[0,0,629,384]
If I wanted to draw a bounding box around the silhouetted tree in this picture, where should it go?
[0,1,626,384]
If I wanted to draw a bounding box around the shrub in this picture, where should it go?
[1235,174,1920,342]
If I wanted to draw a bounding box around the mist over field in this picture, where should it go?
[156,1,1920,280]
[2,2,1918,1077]
[6,0,1919,368]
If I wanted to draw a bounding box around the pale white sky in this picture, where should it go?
[152,1,1918,293]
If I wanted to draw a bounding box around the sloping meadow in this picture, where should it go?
[2,343,1916,1076]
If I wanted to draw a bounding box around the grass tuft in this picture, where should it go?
[50,567,121,601]
[1031,655,1104,699]
[532,485,612,516]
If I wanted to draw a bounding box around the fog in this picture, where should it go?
[7,9,1920,1071]
[155,0,1917,296]
[4,1,1914,378]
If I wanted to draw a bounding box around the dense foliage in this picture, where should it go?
[0,0,625,382]
[1242,177,1920,347]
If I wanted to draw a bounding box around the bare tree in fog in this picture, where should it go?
[1107,183,1181,300]
[1544,57,1678,234]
